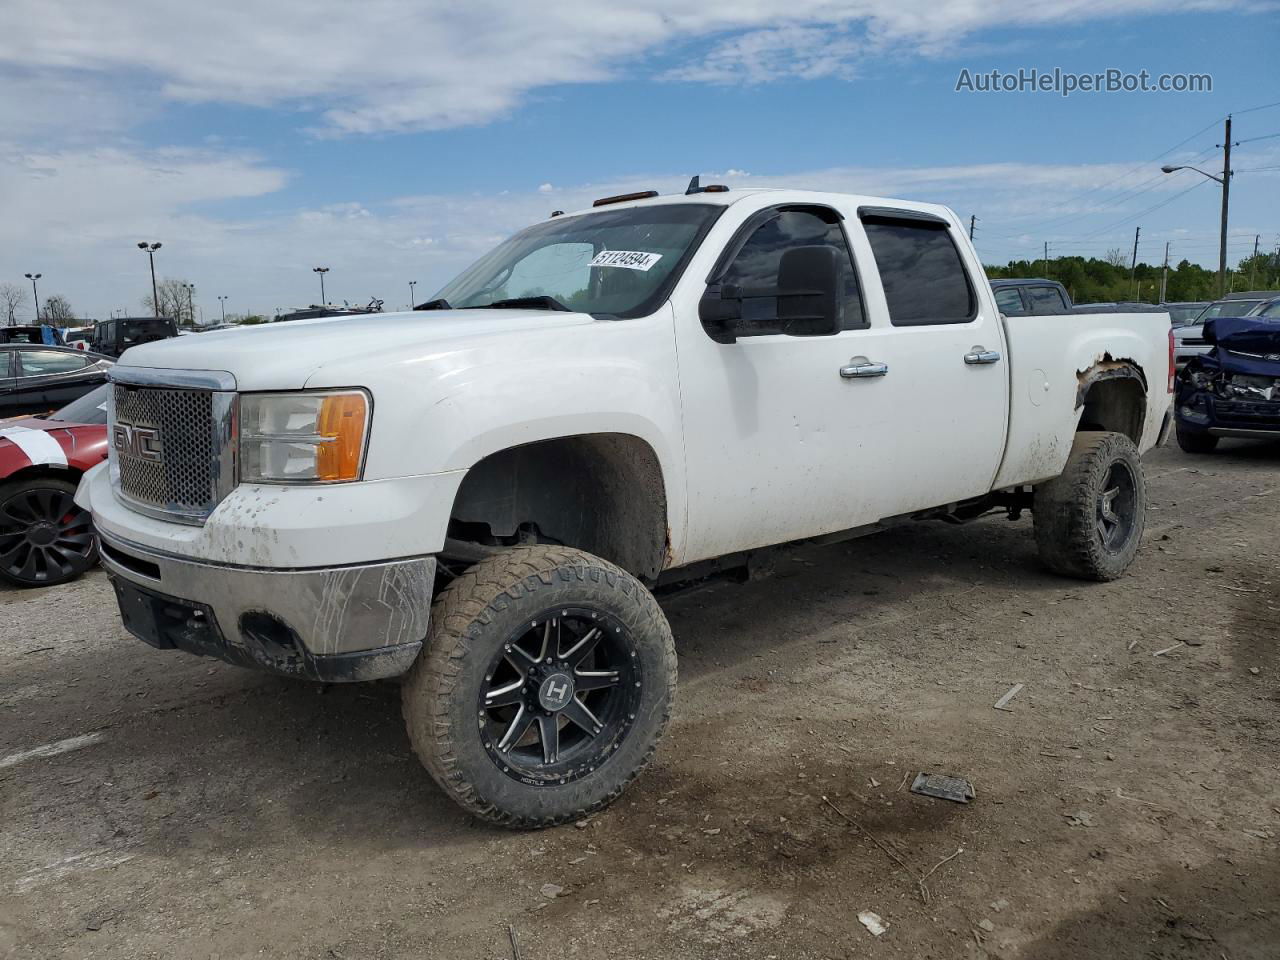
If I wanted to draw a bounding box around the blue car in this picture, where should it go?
[1174,314,1280,453]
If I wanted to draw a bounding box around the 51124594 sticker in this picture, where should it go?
[588,250,663,272]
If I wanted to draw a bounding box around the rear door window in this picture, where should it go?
[863,219,975,326]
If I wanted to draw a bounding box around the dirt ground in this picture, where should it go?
[2,439,1278,960]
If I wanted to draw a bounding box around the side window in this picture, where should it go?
[1028,285,1068,313]
[720,208,866,335]
[863,219,976,326]
[1,350,12,378]
[994,288,1026,315]
[18,350,88,377]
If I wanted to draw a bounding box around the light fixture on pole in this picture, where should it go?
[218,295,228,323]
[23,273,41,320]
[409,280,417,310]
[137,242,162,317]
[313,266,330,306]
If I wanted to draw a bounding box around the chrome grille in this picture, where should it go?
[109,379,237,523]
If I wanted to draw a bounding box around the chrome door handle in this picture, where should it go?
[839,356,888,379]
[964,347,1002,365]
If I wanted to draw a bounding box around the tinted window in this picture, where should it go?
[1028,285,1068,313]
[18,349,88,377]
[720,208,865,334]
[1198,300,1263,320]
[1258,301,1280,319]
[994,288,1025,315]
[1,349,12,378]
[50,384,110,424]
[863,220,975,325]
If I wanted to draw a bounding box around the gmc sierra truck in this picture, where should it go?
[77,185,1173,827]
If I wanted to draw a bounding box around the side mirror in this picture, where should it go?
[1201,318,1217,345]
[775,245,841,337]
[698,246,842,343]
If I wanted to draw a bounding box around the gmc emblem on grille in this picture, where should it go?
[112,422,163,462]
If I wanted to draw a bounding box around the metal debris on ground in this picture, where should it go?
[1152,641,1185,657]
[857,911,888,937]
[911,773,976,804]
[508,924,523,960]
[993,683,1024,711]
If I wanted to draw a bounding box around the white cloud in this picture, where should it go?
[0,0,1253,137]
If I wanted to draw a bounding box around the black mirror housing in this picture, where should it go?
[774,245,841,337]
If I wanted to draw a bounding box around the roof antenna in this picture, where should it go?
[685,175,701,195]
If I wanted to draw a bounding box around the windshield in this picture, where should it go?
[49,384,109,425]
[433,203,722,318]
[1196,300,1263,321]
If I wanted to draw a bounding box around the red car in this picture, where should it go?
[0,385,108,587]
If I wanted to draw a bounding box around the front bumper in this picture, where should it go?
[1176,395,1280,441]
[99,531,434,682]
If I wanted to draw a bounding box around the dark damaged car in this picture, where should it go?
[1174,315,1280,454]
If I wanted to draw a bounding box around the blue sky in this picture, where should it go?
[1,1,1277,321]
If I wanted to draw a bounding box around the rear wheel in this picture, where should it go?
[1033,431,1147,582]
[0,477,97,587]
[1175,425,1219,454]
[402,545,676,828]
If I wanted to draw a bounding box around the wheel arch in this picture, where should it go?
[448,432,671,582]
[1076,357,1148,445]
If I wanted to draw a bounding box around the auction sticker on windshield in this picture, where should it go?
[589,250,663,271]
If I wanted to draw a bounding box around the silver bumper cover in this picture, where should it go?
[99,531,435,682]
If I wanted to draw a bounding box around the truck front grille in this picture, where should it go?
[110,382,236,523]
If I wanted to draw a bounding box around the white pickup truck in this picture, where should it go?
[78,184,1173,827]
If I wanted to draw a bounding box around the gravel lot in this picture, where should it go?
[2,440,1278,960]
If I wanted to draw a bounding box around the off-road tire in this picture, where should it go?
[1033,431,1147,582]
[402,545,676,828]
[0,477,98,588]
[1175,425,1219,454]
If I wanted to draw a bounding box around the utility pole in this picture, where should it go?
[1042,241,1049,278]
[969,215,977,241]
[23,273,41,320]
[1130,227,1141,300]
[1159,241,1170,304]
[1218,115,1232,298]
[1249,234,1260,289]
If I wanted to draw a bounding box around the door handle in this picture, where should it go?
[839,356,888,379]
[964,347,1001,365]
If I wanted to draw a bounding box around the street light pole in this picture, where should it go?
[313,267,329,306]
[1160,113,1234,298]
[182,283,195,326]
[23,273,41,320]
[218,295,228,323]
[137,242,162,317]
[409,280,417,310]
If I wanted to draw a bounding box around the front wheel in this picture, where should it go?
[1175,425,1219,454]
[0,477,98,587]
[1033,431,1147,582]
[402,545,676,828]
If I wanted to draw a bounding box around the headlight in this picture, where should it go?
[240,390,370,483]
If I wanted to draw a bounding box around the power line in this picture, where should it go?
[1071,179,1212,241]
[1232,131,1280,146]
[1235,99,1280,116]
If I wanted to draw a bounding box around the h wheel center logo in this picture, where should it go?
[538,673,575,712]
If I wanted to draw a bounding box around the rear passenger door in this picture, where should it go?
[836,207,1010,518]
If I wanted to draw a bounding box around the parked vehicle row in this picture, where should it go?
[1173,291,1279,365]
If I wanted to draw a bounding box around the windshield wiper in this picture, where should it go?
[470,296,572,312]
[414,298,451,311]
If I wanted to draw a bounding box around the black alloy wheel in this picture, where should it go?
[1095,460,1138,554]
[480,607,642,785]
[0,478,98,587]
